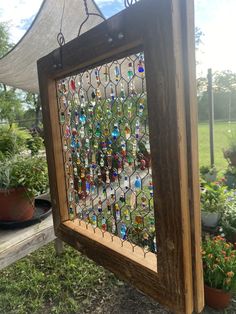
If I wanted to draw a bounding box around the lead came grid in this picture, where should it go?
[56,53,157,256]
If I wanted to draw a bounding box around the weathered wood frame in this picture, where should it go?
[37,0,203,313]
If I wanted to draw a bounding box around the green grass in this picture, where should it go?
[198,121,236,172]
[0,243,120,314]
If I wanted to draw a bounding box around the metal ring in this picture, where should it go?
[57,32,65,47]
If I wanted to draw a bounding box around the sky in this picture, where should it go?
[0,0,236,77]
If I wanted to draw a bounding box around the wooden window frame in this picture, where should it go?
[37,1,203,313]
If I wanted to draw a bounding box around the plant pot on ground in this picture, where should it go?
[0,156,48,222]
[201,182,227,228]
[202,235,236,310]
[224,166,236,189]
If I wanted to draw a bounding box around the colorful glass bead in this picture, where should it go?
[140,159,146,170]
[138,56,145,73]
[86,181,90,194]
[96,88,102,99]
[127,102,132,118]
[91,212,97,228]
[149,181,154,197]
[63,140,67,151]
[114,65,120,81]
[69,207,74,220]
[101,217,107,231]
[115,203,121,221]
[106,170,110,184]
[124,208,130,221]
[134,176,141,190]
[153,236,157,252]
[124,123,131,139]
[95,123,102,137]
[120,83,125,100]
[98,197,102,213]
[74,110,79,125]
[79,126,85,138]
[141,196,147,209]
[135,119,140,139]
[60,112,65,123]
[120,223,127,240]
[111,218,116,234]
[79,110,87,124]
[139,97,145,116]
[104,65,109,83]
[70,79,76,91]
[106,199,111,212]
[112,124,120,139]
[110,84,115,101]
[127,62,134,80]
[135,215,143,225]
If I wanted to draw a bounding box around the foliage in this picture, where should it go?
[202,235,236,292]
[0,155,48,198]
[224,130,236,154]
[0,88,23,127]
[201,182,228,213]
[200,165,217,177]
[220,190,236,240]
[26,136,44,156]
[197,71,236,122]
[224,166,236,189]
[0,124,31,156]
[0,22,13,58]
[0,243,119,314]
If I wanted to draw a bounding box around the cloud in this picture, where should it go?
[0,0,43,43]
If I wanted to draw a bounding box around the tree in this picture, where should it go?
[0,89,23,128]
[0,22,13,58]
[0,22,24,128]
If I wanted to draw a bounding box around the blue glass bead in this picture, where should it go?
[134,176,141,189]
[120,223,127,240]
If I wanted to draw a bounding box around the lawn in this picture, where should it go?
[0,121,235,314]
[198,121,236,171]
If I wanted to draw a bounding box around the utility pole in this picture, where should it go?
[207,68,214,166]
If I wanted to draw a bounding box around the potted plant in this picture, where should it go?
[202,235,236,309]
[200,165,217,182]
[223,131,236,166]
[201,182,228,227]
[224,166,236,189]
[220,191,236,244]
[0,155,48,222]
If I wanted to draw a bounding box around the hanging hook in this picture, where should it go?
[78,0,106,37]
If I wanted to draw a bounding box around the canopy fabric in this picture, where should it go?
[0,0,104,93]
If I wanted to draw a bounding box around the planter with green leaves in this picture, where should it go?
[220,191,236,244]
[200,165,217,183]
[223,131,236,166]
[202,235,236,309]
[224,166,236,189]
[0,156,48,222]
[201,182,227,228]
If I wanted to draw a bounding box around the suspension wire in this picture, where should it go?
[57,0,66,46]
[124,0,138,8]
[78,0,105,37]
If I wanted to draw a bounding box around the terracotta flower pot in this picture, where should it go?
[204,284,231,310]
[0,187,34,222]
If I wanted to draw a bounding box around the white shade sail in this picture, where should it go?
[0,0,104,93]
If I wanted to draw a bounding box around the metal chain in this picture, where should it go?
[78,0,105,37]
[124,0,138,8]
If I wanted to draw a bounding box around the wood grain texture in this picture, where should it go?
[179,0,204,312]
[37,1,203,312]
[0,215,55,270]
